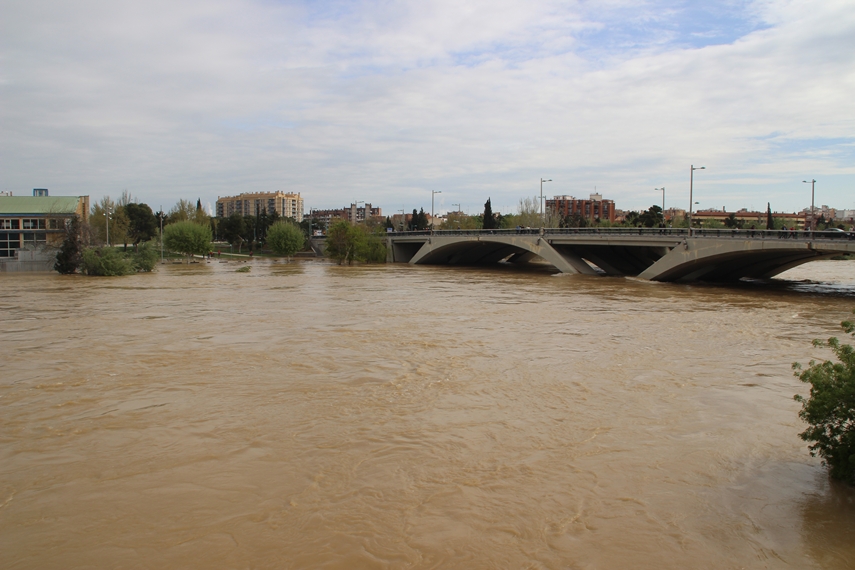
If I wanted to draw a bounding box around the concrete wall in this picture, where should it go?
[0,247,56,272]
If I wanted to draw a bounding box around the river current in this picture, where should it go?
[2,259,855,569]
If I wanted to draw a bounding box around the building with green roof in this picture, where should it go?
[0,190,89,259]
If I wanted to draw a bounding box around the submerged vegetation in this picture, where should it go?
[80,243,159,276]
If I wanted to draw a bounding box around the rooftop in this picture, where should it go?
[0,196,84,215]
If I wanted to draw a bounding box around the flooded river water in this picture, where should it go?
[2,259,855,569]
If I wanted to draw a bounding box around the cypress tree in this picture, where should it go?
[483,198,495,229]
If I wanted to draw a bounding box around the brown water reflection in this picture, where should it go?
[1,259,855,569]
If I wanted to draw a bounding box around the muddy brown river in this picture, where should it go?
[2,259,855,569]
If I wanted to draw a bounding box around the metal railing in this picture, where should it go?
[382,227,855,241]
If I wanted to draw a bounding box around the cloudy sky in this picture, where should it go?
[2,0,853,216]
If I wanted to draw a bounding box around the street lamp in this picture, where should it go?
[540,178,552,224]
[803,179,816,229]
[105,206,112,247]
[689,165,705,236]
[655,187,665,223]
[431,190,442,231]
[159,205,164,262]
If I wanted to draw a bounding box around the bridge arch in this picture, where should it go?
[406,235,599,274]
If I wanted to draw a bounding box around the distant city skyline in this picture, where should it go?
[2,1,853,216]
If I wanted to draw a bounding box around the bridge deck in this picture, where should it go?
[383,228,855,282]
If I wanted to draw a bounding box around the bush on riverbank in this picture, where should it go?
[79,243,159,276]
[325,221,387,265]
[794,309,855,485]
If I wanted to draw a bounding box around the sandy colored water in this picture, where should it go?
[2,259,854,569]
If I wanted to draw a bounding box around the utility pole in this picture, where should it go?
[689,165,705,236]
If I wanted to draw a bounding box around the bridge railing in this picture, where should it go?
[385,227,855,240]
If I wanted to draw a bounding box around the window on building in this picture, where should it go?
[22,219,46,230]
[22,232,47,246]
[0,232,21,257]
[0,219,20,230]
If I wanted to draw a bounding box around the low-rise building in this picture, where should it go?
[547,194,616,224]
[0,190,89,259]
[216,191,304,222]
[693,208,806,229]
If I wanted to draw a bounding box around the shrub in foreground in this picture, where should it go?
[132,242,158,272]
[794,309,855,484]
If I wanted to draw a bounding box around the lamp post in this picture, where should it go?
[105,206,112,247]
[655,187,665,223]
[431,190,441,231]
[540,178,552,224]
[803,179,816,229]
[159,205,164,262]
[689,165,705,236]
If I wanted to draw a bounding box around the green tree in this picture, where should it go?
[266,221,305,257]
[54,216,86,274]
[639,205,664,228]
[324,220,386,264]
[124,203,158,248]
[163,221,212,260]
[483,198,496,229]
[168,199,196,224]
[326,220,362,264]
[441,211,479,230]
[624,211,641,226]
[221,213,246,253]
[793,309,855,484]
[90,196,128,246]
[357,226,388,263]
[723,213,743,229]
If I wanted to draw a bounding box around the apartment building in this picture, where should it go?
[310,203,382,227]
[546,194,616,224]
[216,191,304,222]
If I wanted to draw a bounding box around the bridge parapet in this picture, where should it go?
[387,227,855,241]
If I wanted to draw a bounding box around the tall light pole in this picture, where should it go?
[655,187,665,223]
[159,205,163,262]
[105,206,112,247]
[689,165,705,236]
[431,190,441,231]
[803,179,816,229]
[540,178,552,224]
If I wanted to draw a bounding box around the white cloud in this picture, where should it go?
[1,0,853,214]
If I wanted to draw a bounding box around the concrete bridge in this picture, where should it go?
[376,227,855,282]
